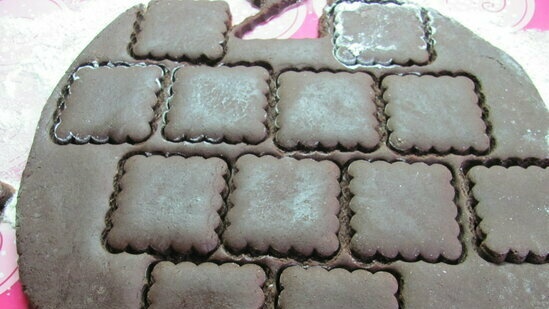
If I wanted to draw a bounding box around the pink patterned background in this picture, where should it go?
[0,0,547,307]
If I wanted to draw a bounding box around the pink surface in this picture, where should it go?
[0,282,28,309]
[0,0,547,308]
[242,0,324,39]
[0,223,26,308]
[290,0,320,39]
[526,0,549,30]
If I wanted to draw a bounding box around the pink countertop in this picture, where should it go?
[0,0,547,307]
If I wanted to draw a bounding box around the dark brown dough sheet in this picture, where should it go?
[15,0,548,308]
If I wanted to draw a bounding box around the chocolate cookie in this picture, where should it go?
[15,0,548,308]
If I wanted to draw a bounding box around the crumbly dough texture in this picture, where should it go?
[16,0,549,308]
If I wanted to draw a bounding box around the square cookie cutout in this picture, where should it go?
[333,2,430,66]
[148,262,265,309]
[468,165,548,263]
[106,155,228,255]
[279,266,399,309]
[348,161,462,262]
[383,75,490,154]
[164,66,270,144]
[54,65,163,144]
[275,71,380,151]
[132,0,230,61]
[223,155,341,257]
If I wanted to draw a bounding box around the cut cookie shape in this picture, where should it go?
[275,71,379,150]
[349,161,462,262]
[398,258,549,308]
[54,65,162,144]
[333,2,430,66]
[383,75,490,154]
[106,155,228,255]
[164,66,270,144]
[278,266,399,309]
[148,262,266,309]
[468,165,549,264]
[132,0,230,60]
[224,155,340,257]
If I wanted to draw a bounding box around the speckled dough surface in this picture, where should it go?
[164,65,270,143]
[278,266,399,309]
[148,262,266,309]
[106,155,228,255]
[224,155,341,256]
[275,71,379,150]
[333,2,430,66]
[383,74,490,154]
[132,0,230,60]
[348,161,462,262]
[468,165,549,264]
[54,65,163,144]
[15,0,549,308]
